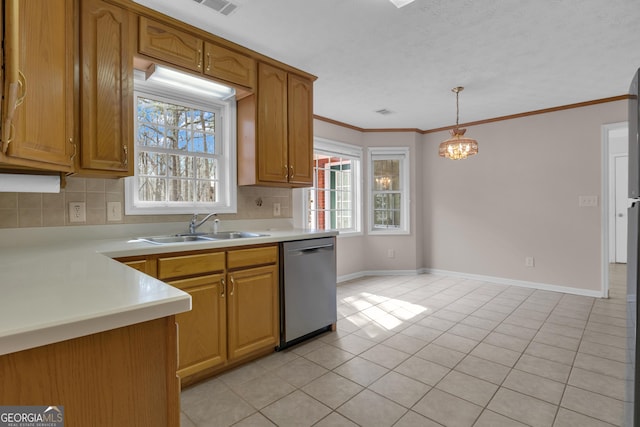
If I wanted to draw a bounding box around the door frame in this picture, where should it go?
[602,121,629,297]
[610,154,628,263]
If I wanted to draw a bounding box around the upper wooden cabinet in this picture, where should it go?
[287,73,314,185]
[138,16,203,72]
[203,42,255,89]
[138,16,255,90]
[0,0,75,172]
[238,62,314,187]
[77,0,134,176]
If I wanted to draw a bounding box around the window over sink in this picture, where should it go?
[125,68,237,215]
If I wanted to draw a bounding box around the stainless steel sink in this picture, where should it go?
[137,233,216,245]
[203,231,266,239]
[138,231,267,245]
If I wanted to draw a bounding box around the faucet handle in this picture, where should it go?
[188,213,198,233]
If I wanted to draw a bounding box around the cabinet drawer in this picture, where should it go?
[158,252,225,280]
[204,42,255,89]
[138,16,203,72]
[227,246,278,270]
[167,273,223,291]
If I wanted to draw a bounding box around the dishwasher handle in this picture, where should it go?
[288,243,334,256]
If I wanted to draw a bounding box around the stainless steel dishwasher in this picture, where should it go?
[278,237,337,349]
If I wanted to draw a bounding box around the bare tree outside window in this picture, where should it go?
[136,97,219,205]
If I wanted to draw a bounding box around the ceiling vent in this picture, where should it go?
[192,0,238,16]
[375,108,394,115]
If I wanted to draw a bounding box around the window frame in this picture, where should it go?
[302,137,363,236]
[367,146,410,235]
[125,70,237,215]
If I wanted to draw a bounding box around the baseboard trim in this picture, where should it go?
[337,268,605,298]
[337,269,420,283]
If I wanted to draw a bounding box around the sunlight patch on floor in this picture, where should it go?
[340,292,429,334]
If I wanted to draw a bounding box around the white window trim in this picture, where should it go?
[302,137,363,236]
[125,70,237,215]
[368,146,410,235]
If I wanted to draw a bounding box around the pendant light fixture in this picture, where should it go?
[439,87,478,160]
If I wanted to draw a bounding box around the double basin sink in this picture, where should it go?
[138,231,267,245]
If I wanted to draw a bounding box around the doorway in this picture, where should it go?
[603,122,629,297]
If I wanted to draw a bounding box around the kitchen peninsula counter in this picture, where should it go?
[0,220,336,355]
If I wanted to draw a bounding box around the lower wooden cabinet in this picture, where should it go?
[117,244,279,387]
[0,317,180,427]
[227,263,279,360]
[169,273,227,378]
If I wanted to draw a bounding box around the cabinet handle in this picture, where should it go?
[283,165,288,179]
[15,70,26,107]
[122,144,128,167]
[206,52,211,72]
[1,71,25,153]
[290,165,294,179]
[70,138,77,162]
[197,49,202,69]
[220,278,226,297]
[229,276,235,296]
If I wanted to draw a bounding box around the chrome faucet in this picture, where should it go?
[189,213,217,234]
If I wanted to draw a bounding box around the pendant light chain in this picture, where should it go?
[455,89,460,128]
[438,86,479,160]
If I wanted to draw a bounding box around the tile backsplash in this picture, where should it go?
[0,177,292,229]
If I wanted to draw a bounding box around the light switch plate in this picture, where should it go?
[107,201,123,222]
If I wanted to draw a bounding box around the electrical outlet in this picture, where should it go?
[107,201,122,222]
[578,195,598,207]
[69,202,86,223]
[387,249,395,258]
[273,203,281,217]
[525,256,535,267]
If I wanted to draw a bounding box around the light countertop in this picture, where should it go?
[0,220,337,356]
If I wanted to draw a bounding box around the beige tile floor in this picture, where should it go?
[180,267,631,427]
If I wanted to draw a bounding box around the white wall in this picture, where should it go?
[422,100,627,294]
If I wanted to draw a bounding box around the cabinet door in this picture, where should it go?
[3,0,74,171]
[204,42,255,89]
[170,274,227,380]
[227,264,279,360]
[287,73,314,186]
[79,0,133,175]
[257,62,288,184]
[138,16,203,72]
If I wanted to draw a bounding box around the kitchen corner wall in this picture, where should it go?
[422,100,627,293]
[0,177,291,228]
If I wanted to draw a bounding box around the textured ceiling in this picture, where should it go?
[134,0,640,130]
